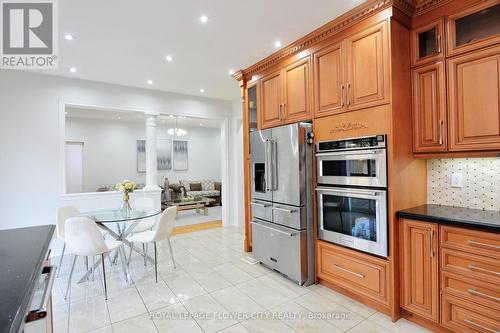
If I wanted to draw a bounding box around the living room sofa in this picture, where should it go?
[178,179,222,205]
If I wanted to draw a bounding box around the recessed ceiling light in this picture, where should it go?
[65,111,68,115]
[118,116,121,120]
[169,115,174,118]
[70,67,76,73]
[200,15,209,23]
[166,55,173,62]
[200,88,205,93]
[64,34,74,41]
[199,123,203,126]
[274,40,282,48]
[229,69,235,75]
[147,79,153,85]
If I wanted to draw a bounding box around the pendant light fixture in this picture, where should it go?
[167,116,187,136]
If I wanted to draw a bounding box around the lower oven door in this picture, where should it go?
[316,187,388,257]
[251,220,307,284]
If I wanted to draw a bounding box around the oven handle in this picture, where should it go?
[26,265,57,323]
[316,187,383,197]
[316,149,384,157]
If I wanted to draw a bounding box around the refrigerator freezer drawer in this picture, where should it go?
[250,200,273,222]
[251,220,307,284]
[272,203,306,230]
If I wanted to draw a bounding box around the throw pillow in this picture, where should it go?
[190,182,202,191]
[201,179,215,191]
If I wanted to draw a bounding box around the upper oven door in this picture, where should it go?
[316,149,387,187]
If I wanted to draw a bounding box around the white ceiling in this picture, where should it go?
[66,107,222,128]
[44,0,365,101]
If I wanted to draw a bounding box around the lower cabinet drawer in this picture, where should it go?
[251,220,307,284]
[442,294,500,333]
[441,248,500,285]
[441,225,500,260]
[442,271,500,311]
[317,241,389,304]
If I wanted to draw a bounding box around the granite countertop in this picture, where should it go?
[397,204,500,232]
[0,225,55,333]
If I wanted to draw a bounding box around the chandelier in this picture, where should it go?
[168,116,187,136]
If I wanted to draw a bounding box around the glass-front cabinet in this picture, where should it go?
[447,0,500,56]
[247,84,258,132]
[411,19,444,66]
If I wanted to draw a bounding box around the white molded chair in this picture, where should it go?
[131,197,158,233]
[64,217,122,300]
[127,206,177,282]
[56,206,80,277]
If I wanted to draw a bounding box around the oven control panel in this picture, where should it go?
[317,135,386,152]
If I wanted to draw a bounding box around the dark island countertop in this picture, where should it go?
[397,204,500,232]
[0,225,55,333]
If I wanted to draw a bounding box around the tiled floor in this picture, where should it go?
[51,226,432,333]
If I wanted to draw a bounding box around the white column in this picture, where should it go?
[145,113,159,189]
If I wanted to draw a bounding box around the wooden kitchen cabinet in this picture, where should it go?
[400,219,439,323]
[283,57,311,122]
[260,70,282,129]
[447,44,500,151]
[260,57,311,128]
[412,62,447,153]
[313,42,345,117]
[446,0,500,57]
[345,21,390,111]
[411,19,444,66]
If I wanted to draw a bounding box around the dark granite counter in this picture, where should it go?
[0,225,55,333]
[397,204,500,232]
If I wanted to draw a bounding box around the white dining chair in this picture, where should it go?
[56,206,80,277]
[127,197,159,266]
[126,206,177,282]
[64,217,122,300]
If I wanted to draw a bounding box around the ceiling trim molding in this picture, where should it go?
[234,0,416,81]
[414,0,453,16]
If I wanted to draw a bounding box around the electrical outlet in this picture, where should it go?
[451,173,464,188]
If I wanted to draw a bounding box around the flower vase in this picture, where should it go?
[121,192,132,215]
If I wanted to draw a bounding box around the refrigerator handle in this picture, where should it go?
[264,139,272,192]
[270,139,278,191]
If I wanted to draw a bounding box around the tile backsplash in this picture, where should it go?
[428,158,500,211]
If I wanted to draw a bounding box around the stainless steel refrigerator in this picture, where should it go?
[250,122,315,286]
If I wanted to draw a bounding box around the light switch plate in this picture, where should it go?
[451,173,464,188]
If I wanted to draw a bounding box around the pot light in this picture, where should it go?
[166,55,173,62]
[274,40,282,48]
[70,67,76,73]
[147,79,153,85]
[200,15,209,23]
[199,123,203,126]
[199,88,205,93]
[229,69,235,75]
[64,34,74,41]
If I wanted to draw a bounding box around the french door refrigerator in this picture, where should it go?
[250,122,315,285]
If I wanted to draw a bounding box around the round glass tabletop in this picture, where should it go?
[80,209,161,223]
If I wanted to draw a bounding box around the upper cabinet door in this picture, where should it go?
[411,19,445,67]
[313,42,345,117]
[448,45,500,151]
[346,21,390,111]
[412,62,447,153]
[447,0,500,57]
[260,70,283,129]
[282,57,311,123]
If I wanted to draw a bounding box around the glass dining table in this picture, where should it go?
[78,208,162,284]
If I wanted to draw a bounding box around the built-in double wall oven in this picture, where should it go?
[316,135,388,257]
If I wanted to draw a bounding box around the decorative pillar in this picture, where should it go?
[145,113,159,189]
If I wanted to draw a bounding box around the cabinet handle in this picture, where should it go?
[468,288,500,303]
[468,264,500,276]
[347,83,351,106]
[430,229,434,258]
[439,119,444,145]
[282,102,286,120]
[463,319,498,333]
[26,265,57,323]
[279,103,283,120]
[437,35,442,54]
[468,239,500,250]
[333,264,365,278]
[341,84,345,106]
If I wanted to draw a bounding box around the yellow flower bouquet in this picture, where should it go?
[116,180,136,211]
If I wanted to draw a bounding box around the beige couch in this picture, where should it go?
[179,179,222,205]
